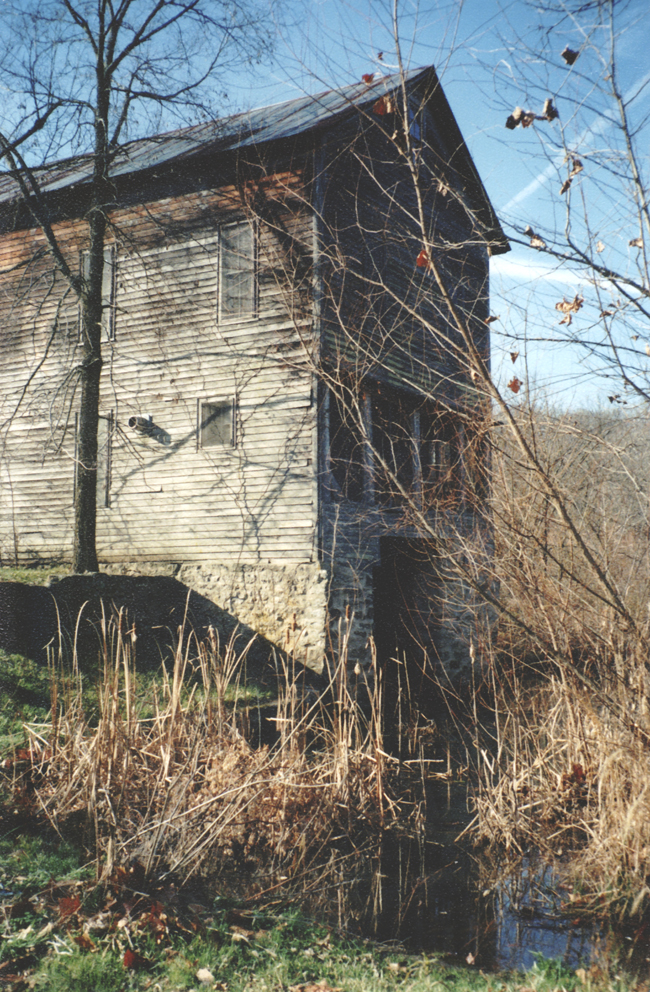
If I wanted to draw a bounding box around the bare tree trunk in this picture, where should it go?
[73,79,109,572]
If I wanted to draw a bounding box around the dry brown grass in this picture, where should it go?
[473,651,650,918]
[16,608,423,895]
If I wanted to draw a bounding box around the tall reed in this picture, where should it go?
[22,607,424,893]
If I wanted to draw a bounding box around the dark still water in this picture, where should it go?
[319,783,644,973]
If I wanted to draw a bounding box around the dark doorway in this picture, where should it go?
[373,538,441,714]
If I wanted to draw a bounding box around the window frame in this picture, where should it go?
[198,397,237,450]
[217,220,257,323]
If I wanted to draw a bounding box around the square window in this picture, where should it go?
[200,400,234,448]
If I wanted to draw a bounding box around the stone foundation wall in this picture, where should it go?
[103,560,330,672]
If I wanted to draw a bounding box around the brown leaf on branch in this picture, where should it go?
[510,351,519,363]
[373,94,396,116]
[561,157,583,193]
[485,315,499,324]
[561,46,579,65]
[645,344,650,357]
[531,234,546,248]
[600,310,614,318]
[543,98,559,121]
[608,395,620,403]
[416,249,430,268]
[632,335,639,341]
[629,237,643,248]
[596,240,605,253]
[362,73,375,84]
[508,377,522,393]
[523,225,547,249]
[505,106,523,129]
[506,106,536,129]
[555,295,584,322]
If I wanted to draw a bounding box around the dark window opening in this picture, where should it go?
[328,390,365,502]
[420,405,462,504]
[220,223,255,319]
[463,424,490,503]
[372,388,414,507]
[200,400,234,448]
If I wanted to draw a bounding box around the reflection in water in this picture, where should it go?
[312,783,606,972]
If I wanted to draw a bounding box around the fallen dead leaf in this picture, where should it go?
[197,967,216,984]
[74,933,97,952]
[58,895,81,919]
[123,949,149,970]
[289,983,342,992]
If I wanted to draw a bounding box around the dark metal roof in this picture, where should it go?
[0,67,428,204]
[0,66,509,253]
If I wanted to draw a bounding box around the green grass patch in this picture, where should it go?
[0,650,53,753]
[0,564,68,586]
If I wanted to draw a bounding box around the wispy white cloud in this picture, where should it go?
[500,68,650,215]
[491,254,585,285]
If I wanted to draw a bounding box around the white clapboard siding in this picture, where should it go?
[0,177,318,565]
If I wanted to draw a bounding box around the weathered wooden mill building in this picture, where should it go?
[0,67,507,677]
